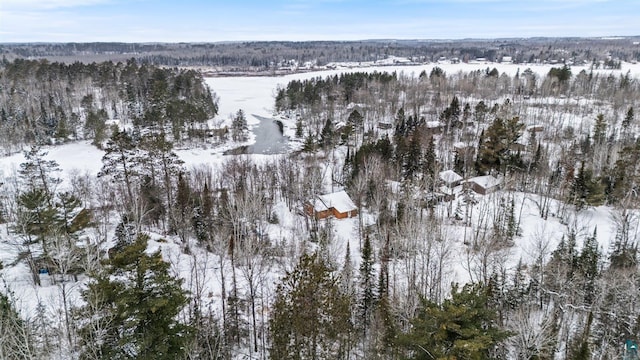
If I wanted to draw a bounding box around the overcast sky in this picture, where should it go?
[1,0,639,42]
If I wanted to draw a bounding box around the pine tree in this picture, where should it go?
[78,233,192,360]
[404,132,422,180]
[570,162,605,210]
[399,283,509,360]
[15,188,57,246]
[98,129,140,206]
[359,235,375,339]
[423,135,437,179]
[506,198,519,241]
[475,101,489,123]
[295,118,303,138]
[577,229,600,305]
[174,172,192,242]
[269,253,353,360]
[340,242,355,296]
[347,109,364,129]
[231,109,248,141]
[548,64,572,82]
[593,113,607,145]
[394,108,406,137]
[375,235,397,356]
[320,117,334,148]
[19,145,62,203]
[139,132,184,232]
[622,107,634,130]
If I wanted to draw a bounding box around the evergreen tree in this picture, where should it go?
[423,135,438,180]
[375,236,397,356]
[347,109,364,130]
[19,145,62,203]
[610,138,640,203]
[113,214,136,250]
[320,117,334,148]
[139,132,184,232]
[85,109,108,146]
[269,253,353,360]
[569,313,593,360]
[475,116,524,174]
[138,174,164,226]
[359,235,375,340]
[404,132,422,180]
[593,113,607,145]
[429,66,445,80]
[577,229,600,305]
[98,129,140,206]
[474,101,489,124]
[78,233,192,360]
[231,109,248,141]
[570,162,605,210]
[622,107,634,130]
[295,118,303,138]
[548,64,572,82]
[55,191,90,235]
[399,283,509,360]
[394,108,406,137]
[440,96,461,130]
[15,188,57,246]
[174,172,193,243]
[340,242,355,296]
[545,231,579,292]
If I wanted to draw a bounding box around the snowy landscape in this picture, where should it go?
[1,45,640,359]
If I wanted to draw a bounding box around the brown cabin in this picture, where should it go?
[305,191,359,220]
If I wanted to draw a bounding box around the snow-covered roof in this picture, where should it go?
[426,121,443,128]
[439,170,463,184]
[313,190,358,213]
[466,175,502,189]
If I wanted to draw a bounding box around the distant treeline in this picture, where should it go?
[2,38,639,70]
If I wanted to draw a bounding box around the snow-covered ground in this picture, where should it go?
[1,60,640,351]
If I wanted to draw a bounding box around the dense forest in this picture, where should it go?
[1,51,640,360]
[0,58,218,154]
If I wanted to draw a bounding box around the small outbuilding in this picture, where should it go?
[439,170,463,188]
[464,175,503,195]
[305,190,359,220]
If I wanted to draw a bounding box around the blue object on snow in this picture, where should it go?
[625,340,639,360]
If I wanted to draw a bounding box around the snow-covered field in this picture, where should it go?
[1,61,640,352]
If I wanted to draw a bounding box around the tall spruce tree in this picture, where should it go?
[269,253,353,360]
[78,234,192,360]
[359,234,375,340]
